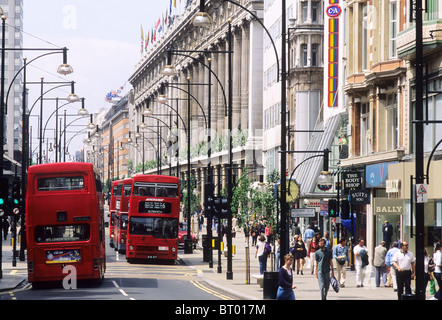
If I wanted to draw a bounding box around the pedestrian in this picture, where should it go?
[292,222,301,237]
[385,241,400,290]
[308,233,320,274]
[373,241,388,287]
[353,238,368,287]
[333,238,349,287]
[276,254,296,300]
[293,236,307,275]
[2,217,9,240]
[322,231,331,249]
[315,238,335,300]
[251,221,259,246]
[274,238,280,270]
[392,241,415,300]
[265,224,273,243]
[303,224,315,249]
[433,242,442,300]
[255,235,268,275]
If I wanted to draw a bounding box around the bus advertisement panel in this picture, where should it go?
[26,163,106,286]
[126,175,179,263]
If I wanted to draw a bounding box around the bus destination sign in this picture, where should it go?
[139,201,171,214]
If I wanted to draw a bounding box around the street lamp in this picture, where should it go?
[57,47,74,75]
[191,0,213,27]
[77,98,89,116]
[161,51,179,76]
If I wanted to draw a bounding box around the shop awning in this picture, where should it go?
[293,113,342,197]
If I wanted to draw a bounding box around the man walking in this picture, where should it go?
[373,241,388,287]
[353,239,368,287]
[392,241,415,300]
[315,238,335,300]
[333,238,349,287]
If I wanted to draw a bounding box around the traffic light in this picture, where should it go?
[0,177,8,209]
[204,182,215,217]
[213,196,231,219]
[328,199,337,217]
[11,179,21,209]
[340,199,350,219]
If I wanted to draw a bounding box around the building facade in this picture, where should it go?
[128,0,265,199]
[341,0,442,257]
[0,0,23,170]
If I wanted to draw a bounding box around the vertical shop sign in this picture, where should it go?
[327,1,341,107]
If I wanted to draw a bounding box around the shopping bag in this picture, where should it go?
[330,275,340,293]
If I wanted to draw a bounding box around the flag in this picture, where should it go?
[140,24,144,54]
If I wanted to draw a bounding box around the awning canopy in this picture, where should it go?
[293,113,342,197]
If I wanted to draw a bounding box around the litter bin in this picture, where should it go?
[401,293,416,300]
[184,238,193,254]
[263,271,279,300]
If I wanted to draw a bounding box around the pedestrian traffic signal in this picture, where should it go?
[213,196,231,219]
[0,177,8,209]
[328,199,337,217]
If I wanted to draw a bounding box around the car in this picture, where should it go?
[178,222,198,249]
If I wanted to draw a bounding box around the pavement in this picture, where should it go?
[1,227,438,300]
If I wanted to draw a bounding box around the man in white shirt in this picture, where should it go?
[353,239,367,287]
[392,241,415,300]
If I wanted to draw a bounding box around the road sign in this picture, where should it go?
[291,208,315,218]
[416,184,428,203]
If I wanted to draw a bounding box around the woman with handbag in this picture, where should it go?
[294,237,307,275]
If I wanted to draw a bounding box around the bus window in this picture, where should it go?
[132,182,178,197]
[37,176,84,191]
[35,224,91,243]
[129,217,178,239]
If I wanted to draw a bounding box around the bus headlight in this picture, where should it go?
[129,245,134,251]
[171,247,176,252]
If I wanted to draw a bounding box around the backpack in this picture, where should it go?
[264,242,272,256]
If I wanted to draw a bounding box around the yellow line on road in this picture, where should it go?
[190,280,233,300]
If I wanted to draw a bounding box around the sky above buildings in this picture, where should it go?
[22,0,183,156]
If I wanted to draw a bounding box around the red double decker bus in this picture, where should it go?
[126,175,180,263]
[109,180,122,249]
[114,178,132,254]
[26,163,106,287]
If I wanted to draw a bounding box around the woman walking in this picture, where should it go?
[293,237,307,275]
[276,254,297,300]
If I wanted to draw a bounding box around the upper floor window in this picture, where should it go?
[389,0,398,58]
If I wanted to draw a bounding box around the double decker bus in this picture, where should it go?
[26,162,106,287]
[109,180,122,248]
[114,178,132,254]
[126,175,180,263]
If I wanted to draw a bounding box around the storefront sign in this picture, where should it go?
[350,190,370,205]
[327,0,340,108]
[373,198,404,215]
[343,171,363,191]
[366,162,398,188]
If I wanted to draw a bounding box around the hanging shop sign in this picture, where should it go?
[350,190,370,205]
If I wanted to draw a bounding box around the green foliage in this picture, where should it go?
[231,168,278,233]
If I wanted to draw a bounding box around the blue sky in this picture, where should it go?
[22,0,183,156]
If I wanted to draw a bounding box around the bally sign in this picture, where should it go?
[373,198,404,215]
